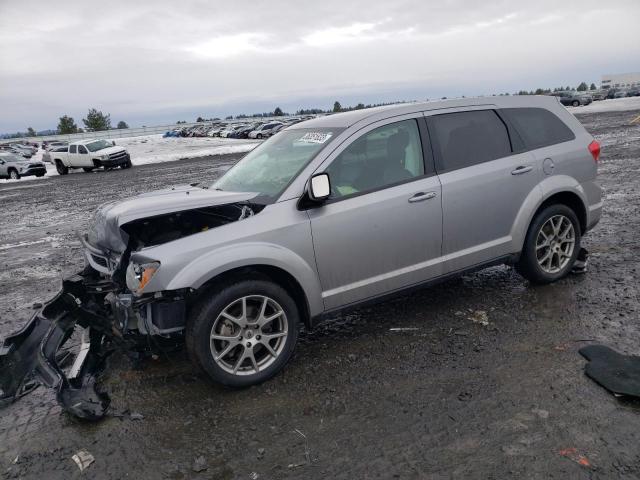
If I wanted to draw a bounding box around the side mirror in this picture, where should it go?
[308,173,331,202]
[112,141,116,146]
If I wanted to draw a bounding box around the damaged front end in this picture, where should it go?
[0,186,263,420]
[0,272,118,420]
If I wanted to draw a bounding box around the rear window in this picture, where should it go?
[428,110,512,172]
[501,108,574,149]
[69,145,77,153]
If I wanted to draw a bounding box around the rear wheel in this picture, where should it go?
[516,204,581,284]
[8,169,19,180]
[186,279,300,387]
[55,160,68,175]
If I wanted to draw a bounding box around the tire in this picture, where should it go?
[186,279,300,387]
[55,160,68,175]
[572,100,580,107]
[257,133,262,139]
[83,167,94,173]
[516,204,581,284]
[121,159,132,169]
[8,169,20,180]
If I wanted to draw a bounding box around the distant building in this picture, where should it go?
[601,72,640,90]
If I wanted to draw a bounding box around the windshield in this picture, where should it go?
[86,140,113,152]
[212,128,341,199]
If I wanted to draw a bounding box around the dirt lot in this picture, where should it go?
[1,109,640,479]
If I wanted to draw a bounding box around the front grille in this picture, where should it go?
[108,151,128,161]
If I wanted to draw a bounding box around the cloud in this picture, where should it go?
[0,0,639,131]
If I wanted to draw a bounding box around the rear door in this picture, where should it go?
[308,116,443,309]
[426,108,542,273]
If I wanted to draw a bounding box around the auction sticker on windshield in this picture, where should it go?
[298,132,333,144]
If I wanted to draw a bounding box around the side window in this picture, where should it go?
[326,119,424,199]
[69,145,77,154]
[501,108,575,149]
[78,145,88,154]
[429,110,511,172]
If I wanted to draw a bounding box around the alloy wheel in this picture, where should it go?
[536,214,575,274]
[210,295,288,376]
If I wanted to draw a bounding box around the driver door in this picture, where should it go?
[307,116,443,310]
[77,145,92,167]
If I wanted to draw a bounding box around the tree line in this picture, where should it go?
[55,109,129,134]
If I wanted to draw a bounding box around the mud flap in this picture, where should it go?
[0,274,113,420]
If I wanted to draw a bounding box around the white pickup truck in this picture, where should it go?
[51,139,132,175]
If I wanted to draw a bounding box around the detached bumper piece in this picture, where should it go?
[0,273,117,420]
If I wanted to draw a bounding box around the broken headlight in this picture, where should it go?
[126,261,160,295]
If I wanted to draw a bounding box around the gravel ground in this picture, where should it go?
[1,108,640,479]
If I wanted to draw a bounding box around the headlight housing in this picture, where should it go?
[101,154,110,161]
[126,261,160,295]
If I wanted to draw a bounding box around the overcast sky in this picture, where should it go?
[1,0,639,132]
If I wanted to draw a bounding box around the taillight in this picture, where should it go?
[588,140,601,162]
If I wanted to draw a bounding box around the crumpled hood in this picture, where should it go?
[87,185,258,253]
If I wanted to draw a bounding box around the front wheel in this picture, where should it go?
[55,161,68,175]
[516,204,581,284]
[121,159,132,169]
[83,167,94,173]
[186,279,300,387]
[572,100,580,107]
[8,169,20,180]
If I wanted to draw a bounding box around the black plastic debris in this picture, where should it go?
[579,345,640,397]
[571,248,589,274]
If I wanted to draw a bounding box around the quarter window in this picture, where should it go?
[429,110,512,172]
[500,108,575,149]
[326,119,424,198]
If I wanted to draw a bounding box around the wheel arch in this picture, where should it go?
[194,265,313,329]
[155,242,324,326]
[512,177,588,252]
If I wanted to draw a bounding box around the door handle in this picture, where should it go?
[511,165,533,175]
[408,191,437,203]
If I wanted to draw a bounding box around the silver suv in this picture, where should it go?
[0,96,602,419]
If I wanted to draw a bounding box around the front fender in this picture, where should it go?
[165,242,324,317]
[510,174,588,251]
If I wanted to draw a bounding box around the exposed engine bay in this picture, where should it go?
[0,189,263,420]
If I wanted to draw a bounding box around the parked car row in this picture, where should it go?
[163,117,311,140]
[550,88,640,107]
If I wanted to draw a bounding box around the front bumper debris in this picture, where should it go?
[0,273,117,420]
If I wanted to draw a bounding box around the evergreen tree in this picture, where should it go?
[83,108,111,131]
[333,101,342,112]
[577,82,588,91]
[116,121,129,129]
[57,115,78,134]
